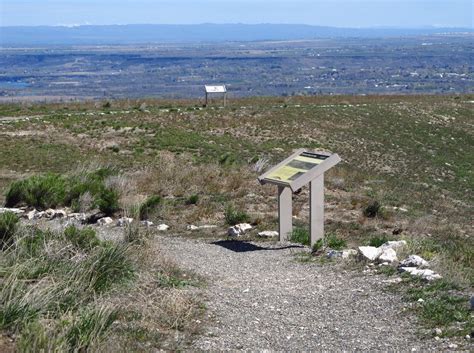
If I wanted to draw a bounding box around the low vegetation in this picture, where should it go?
[0,220,201,350]
[5,168,120,215]
[0,211,19,248]
[1,94,472,344]
[224,204,250,226]
[386,276,473,338]
[138,195,162,220]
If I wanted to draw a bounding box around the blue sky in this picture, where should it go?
[1,0,472,27]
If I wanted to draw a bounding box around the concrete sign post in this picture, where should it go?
[204,85,227,107]
[258,149,341,246]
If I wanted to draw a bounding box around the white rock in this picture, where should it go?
[97,217,113,225]
[383,277,403,284]
[358,246,382,261]
[54,210,67,218]
[378,248,398,263]
[448,344,458,349]
[44,209,66,219]
[141,220,154,227]
[45,209,56,218]
[399,267,442,281]
[187,224,217,231]
[380,240,407,250]
[227,223,252,237]
[342,249,358,259]
[238,223,252,232]
[67,213,86,221]
[227,226,241,237]
[417,298,425,303]
[257,231,279,238]
[157,224,169,231]
[0,207,25,215]
[400,255,429,268]
[27,209,39,220]
[36,211,46,219]
[433,328,443,336]
[116,217,133,227]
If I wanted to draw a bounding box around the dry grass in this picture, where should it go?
[1,94,472,342]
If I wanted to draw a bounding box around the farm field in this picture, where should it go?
[0,94,473,350]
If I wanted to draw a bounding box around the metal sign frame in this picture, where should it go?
[204,85,227,107]
[258,149,341,246]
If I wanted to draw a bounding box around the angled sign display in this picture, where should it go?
[258,149,341,192]
[259,149,341,246]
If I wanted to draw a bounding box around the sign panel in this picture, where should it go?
[205,85,226,93]
[259,149,341,192]
[265,151,328,184]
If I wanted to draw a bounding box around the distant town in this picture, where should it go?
[0,34,472,102]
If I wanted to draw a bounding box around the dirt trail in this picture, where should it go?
[157,235,444,351]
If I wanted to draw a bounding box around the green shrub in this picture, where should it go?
[311,233,346,252]
[94,188,119,216]
[157,273,192,288]
[326,233,347,250]
[0,211,20,247]
[368,234,390,247]
[66,167,118,214]
[219,153,236,165]
[289,227,310,246]
[185,194,199,205]
[5,168,120,215]
[5,174,66,209]
[138,195,161,220]
[363,200,382,218]
[64,225,100,250]
[312,238,324,252]
[224,205,250,225]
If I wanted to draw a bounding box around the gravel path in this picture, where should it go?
[156,235,447,351]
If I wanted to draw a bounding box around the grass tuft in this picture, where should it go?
[224,204,250,226]
[290,227,310,246]
[0,211,20,248]
[64,225,100,250]
[138,195,161,220]
[368,234,391,247]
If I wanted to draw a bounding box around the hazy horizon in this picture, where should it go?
[1,0,472,28]
[2,23,472,29]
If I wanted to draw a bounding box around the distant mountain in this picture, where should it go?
[1,24,472,46]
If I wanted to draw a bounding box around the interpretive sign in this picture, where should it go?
[205,85,226,93]
[204,85,227,106]
[259,149,341,246]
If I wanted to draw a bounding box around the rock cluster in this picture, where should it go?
[0,206,167,230]
[357,240,442,281]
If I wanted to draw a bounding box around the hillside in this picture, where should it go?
[0,94,472,350]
